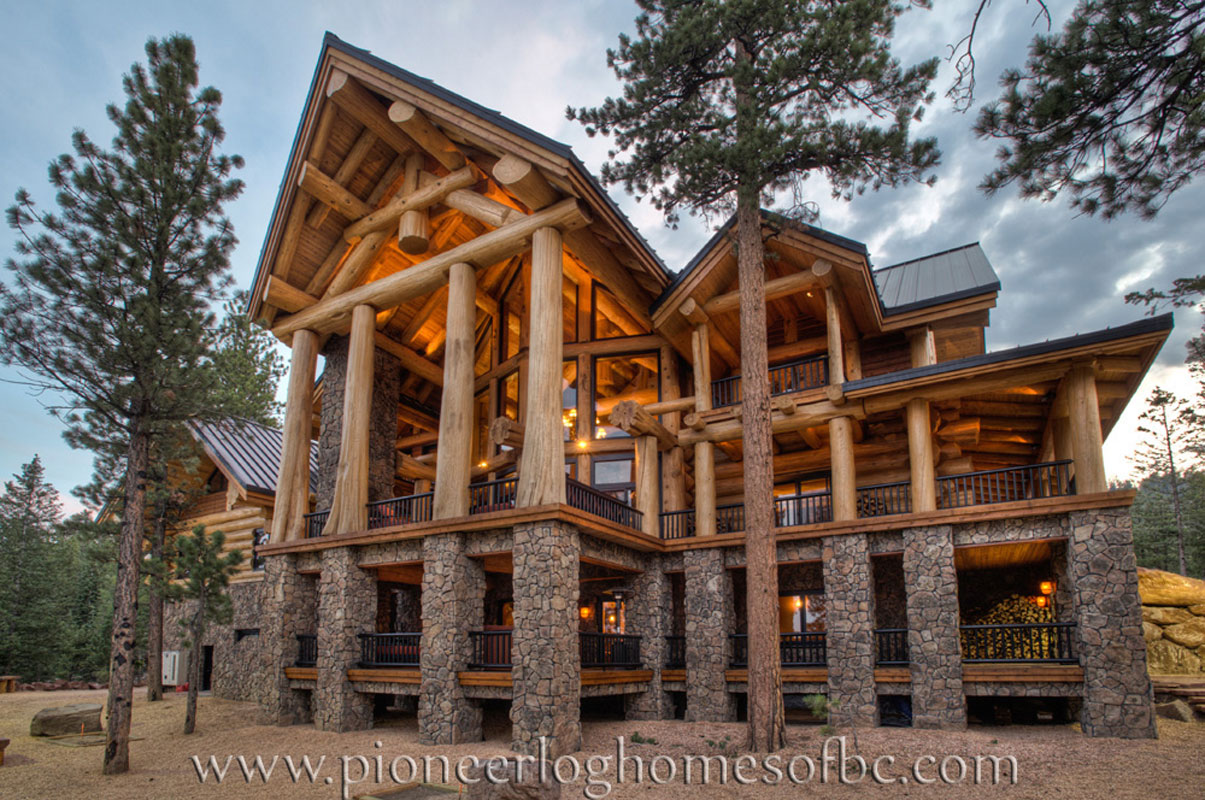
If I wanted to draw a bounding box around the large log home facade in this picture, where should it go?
[248,34,1166,752]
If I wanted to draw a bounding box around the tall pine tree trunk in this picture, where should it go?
[103,425,150,774]
[184,588,205,735]
[146,513,166,702]
[1163,410,1189,576]
[735,41,786,754]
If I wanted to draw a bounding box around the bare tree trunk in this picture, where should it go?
[1162,407,1190,576]
[103,426,150,775]
[184,589,205,735]
[734,41,785,754]
[146,513,166,702]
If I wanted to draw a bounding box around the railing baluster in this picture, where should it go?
[937,461,1075,510]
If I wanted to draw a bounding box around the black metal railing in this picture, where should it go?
[716,503,746,533]
[469,478,518,515]
[774,492,833,527]
[960,622,1077,663]
[580,633,642,668]
[711,354,829,409]
[875,628,910,665]
[938,460,1074,509]
[857,481,912,517]
[665,635,686,669]
[295,634,317,667]
[567,478,643,530]
[357,632,422,667]
[303,510,329,539]
[660,509,696,539]
[730,632,827,667]
[468,630,513,669]
[367,493,433,529]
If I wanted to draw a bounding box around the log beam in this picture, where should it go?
[265,276,318,314]
[323,305,375,534]
[298,161,371,221]
[634,435,660,538]
[609,400,678,451]
[271,329,317,542]
[373,333,443,387]
[1066,364,1107,493]
[326,70,415,156]
[433,262,476,518]
[397,152,430,255]
[387,100,466,172]
[906,398,937,513]
[323,229,389,298]
[679,298,740,366]
[344,166,477,241]
[493,155,560,210]
[829,416,857,522]
[704,269,820,317]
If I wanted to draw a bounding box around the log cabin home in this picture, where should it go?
[245,33,1167,750]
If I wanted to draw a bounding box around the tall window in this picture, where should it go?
[562,360,579,441]
[472,389,490,465]
[563,275,579,343]
[499,370,520,422]
[592,454,635,504]
[778,594,826,633]
[500,270,524,360]
[594,352,659,439]
[592,283,647,339]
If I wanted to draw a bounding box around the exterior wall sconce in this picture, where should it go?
[579,606,592,620]
[1039,580,1055,596]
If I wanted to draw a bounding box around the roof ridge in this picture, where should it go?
[876,242,982,273]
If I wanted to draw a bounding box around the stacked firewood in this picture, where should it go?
[961,593,1056,660]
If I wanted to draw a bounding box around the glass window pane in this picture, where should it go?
[562,360,578,441]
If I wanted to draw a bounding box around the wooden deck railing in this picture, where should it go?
[875,628,910,665]
[303,510,329,539]
[960,622,1077,663]
[566,478,643,530]
[295,634,317,667]
[711,354,829,409]
[665,635,686,668]
[938,461,1074,509]
[357,632,422,667]
[367,493,433,529]
[730,632,826,667]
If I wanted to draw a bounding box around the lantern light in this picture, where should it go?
[793,596,804,610]
[1035,596,1049,608]
[1039,580,1055,596]
[579,606,592,620]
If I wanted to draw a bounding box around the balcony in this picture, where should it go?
[657,460,1075,539]
[303,510,329,539]
[960,622,1077,663]
[367,493,433,529]
[730,632,826,667]
[357,632,421,667]
[875,628,909,666]
[467,630,644,670]
[665,635,686,668]
[711,354,829,409]
[295,634,317,667]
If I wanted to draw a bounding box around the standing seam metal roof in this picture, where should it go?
[189,419,319,496]
[872,243,1000,315]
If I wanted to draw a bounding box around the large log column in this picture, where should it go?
[902,525,966,729]
[418,533,484,744]
[1066,364,1107,494]
[829,416,857,521]
[683,548,736,721]
[1067,507,1155,737]
[634,435,660,538]
[660,344,688,512]
[314,546,375,731]
[272,329,318,542]
[824,286,845,384]
[517,228,566,507]
[324,305,376,534]
[822,533,878,726]
[692,326,717,537]
[511,520,581,756]
[907,399,937,513]
[433,263,476,519]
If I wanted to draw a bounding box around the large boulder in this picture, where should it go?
[1155,700,1197,723]
[1164,617,1205,649]
[29,703,102,737]
[1144,606,1194,626]
[1191,604,1205,616]
[1147,639,1203,674]
[1138,568,1205,607]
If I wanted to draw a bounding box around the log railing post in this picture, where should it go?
[433,262,476,518]
[1067,363,1107,494]
[517,227,566,507]
[906,398,936,513]
[272,329,318,542]
[634,434,660,538]
[824,287,845,385]
[324,304,376,534]
[692,325,717,537]
[829,415,857,521]
[660,344,688,512]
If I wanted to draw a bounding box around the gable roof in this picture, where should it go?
[873,243,1000,316]
[189,419,319,497]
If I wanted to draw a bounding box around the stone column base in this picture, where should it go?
[902,525,967,730]
[683,548,736,722]
[823,533,877,727]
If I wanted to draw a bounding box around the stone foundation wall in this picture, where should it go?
[683,548,735,722]
[259,556,317,725]
[901,525,966,729]
[163,580,267,703]
[623,554,673,720]
[315,547,376,731]
[510,520,581,756]
[822,533,877,727]
[873,555,907,629]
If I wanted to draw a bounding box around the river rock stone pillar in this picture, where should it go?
[418,533,484,744]
[683,548,735,722]
[1067,508,1156,738]
[625,555,673,720]
[823,533,877,726]
[259,554,315,725]
[511,520,581,757]
[902,525,966,729]
[314,547,376,731]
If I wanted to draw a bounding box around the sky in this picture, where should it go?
[1,0,1201,513]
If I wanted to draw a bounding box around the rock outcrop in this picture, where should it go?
[1139,568,1205,674]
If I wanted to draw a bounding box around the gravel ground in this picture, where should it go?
[2,688,1203,800]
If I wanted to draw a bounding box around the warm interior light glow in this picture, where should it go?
[478,461,488,469]
[577,439,589,450]
[579,606,591,619]
[1034,596,1049,608]
[793,596,804,610]
[607,614,617,624]
[1039,580,1055,595]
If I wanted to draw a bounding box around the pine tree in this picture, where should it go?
[0,35,243,774]
[975,0,1205,219]
[1132,387,1196,575]
[157,526,242,734]
[210,290,287,426]
[571,0,939,750]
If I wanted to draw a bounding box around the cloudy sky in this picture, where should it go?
[1,0,1200,511]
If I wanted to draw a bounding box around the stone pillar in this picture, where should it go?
[1067,508,1156,738]
[315,336,401,510]
[1050,539,1073,623]
[683,548,736,721]
[511,520,581,756]
[822,533,877,726]
[259,554,314,725]
[625,556,673,720]
[901,525,966,729]
[314,547,376,731]
[418,533,484,744]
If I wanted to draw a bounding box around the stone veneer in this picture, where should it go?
[315,546,376,731]
[510,520,581,757]
[683,548,735,722]
[418,532,485,744]
[259,555,318,725]
[163,580,270,703]
[623,552,673,719]
[315,336,401,510]
[901,525,967,729]
[1066,507,1156,738]
[822,533,878,726]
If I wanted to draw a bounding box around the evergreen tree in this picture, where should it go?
[975,0,1205,219]
[1132,387,1196,575]
[210,290,287,426]
[0,35,243,774]
[0,456,70,681]
[157,526,241,734]
[571,0,939,750]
